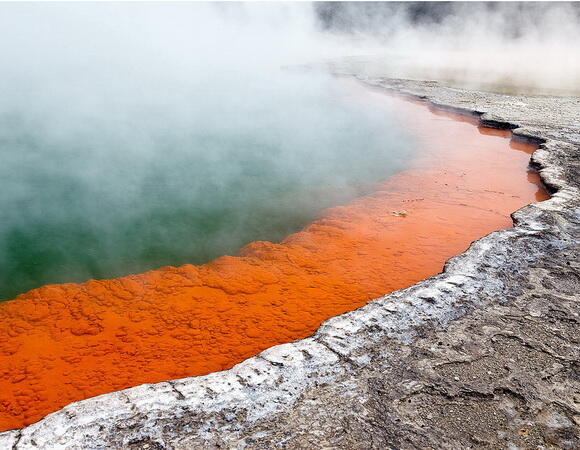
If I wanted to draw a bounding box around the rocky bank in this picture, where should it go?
[1,75,578,449]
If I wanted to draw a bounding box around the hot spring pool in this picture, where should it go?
[0,76,548,431]
[0,71,414,301]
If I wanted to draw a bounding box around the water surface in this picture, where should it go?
[0,70,413,300]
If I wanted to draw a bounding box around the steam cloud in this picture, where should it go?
[315,2,580,94]
[0,3,411,299]
[0,2,577,299]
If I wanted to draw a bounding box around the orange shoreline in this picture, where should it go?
[0,80,548,431]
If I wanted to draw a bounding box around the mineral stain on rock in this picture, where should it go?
[0,82,547,431]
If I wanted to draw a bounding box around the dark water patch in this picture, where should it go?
[0,72,414,300]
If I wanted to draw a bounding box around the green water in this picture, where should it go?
[0,72,413,300]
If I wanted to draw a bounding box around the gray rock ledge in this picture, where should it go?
[1,76,578,449]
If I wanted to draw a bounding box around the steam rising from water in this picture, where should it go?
[0,3,413,300]
[0,2,576,299]
[315,2,580,94]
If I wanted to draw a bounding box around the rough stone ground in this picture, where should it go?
[0,73,578,449]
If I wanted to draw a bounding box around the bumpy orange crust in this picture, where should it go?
[0,84,547,431]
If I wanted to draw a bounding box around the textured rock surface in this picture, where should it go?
[1,76,578,449]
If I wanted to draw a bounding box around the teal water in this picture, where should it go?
[0,72,413,300]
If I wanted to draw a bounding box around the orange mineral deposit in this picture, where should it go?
[0,80,548,431]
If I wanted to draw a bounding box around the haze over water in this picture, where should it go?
[2,1,575,300]
[0,3,414,300]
